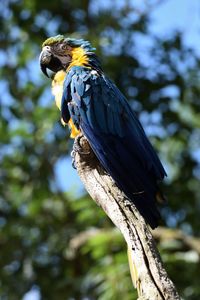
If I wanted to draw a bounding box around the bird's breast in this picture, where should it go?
[51,70,80,138]
[52,70,66,110]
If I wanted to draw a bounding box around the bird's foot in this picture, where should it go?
[73,135,90,155]
[71,135,91,169]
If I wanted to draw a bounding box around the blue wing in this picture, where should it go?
[61,66,167,228]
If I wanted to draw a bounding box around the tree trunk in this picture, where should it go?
[72,134,181,300]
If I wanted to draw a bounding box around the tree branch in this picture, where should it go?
[153,227,200,255]
[72,134,181,300]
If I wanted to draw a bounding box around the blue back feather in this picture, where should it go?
[61,66,166,228]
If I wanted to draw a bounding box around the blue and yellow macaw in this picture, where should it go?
[39,35,166,229]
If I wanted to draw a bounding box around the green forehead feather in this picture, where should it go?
[42,35,65,47]
[42,35,95,52]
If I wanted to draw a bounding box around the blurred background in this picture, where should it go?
[1,0,200,299]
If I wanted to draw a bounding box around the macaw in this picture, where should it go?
[39,35,167,229]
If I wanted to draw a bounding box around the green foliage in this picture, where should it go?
[1,0,200,299]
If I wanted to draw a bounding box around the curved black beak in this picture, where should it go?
[40,62,49,77]
[39,48,63,78]
[39,48,52,78]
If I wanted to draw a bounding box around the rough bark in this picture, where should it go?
[72,134,181,300]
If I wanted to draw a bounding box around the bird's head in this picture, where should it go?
[39,35,97,77]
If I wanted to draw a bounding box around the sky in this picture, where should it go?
[150,0,200,53]
[22,0,200,299]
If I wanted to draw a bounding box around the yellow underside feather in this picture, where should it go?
[51,70,80,138]
[52,70,66,110]
[68,119,80,138]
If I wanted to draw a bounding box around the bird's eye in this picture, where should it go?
[53,43,67,52]
[60,44,67,50]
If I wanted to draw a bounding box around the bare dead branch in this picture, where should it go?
[72,134,180,300]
